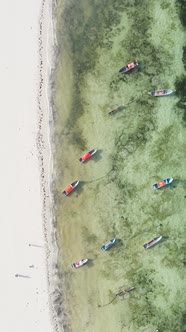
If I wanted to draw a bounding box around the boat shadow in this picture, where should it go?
[115,65,141,83]
[160,236,169,243]
[75,181,86,196]
[137,61,144,70]
[108,105,126,116]
[87,259,94,268]
[171,178,180,189]
[115,238,123,248]
[93,149,103,162]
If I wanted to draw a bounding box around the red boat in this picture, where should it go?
[62,180,79,197]
[119,60,139,73]
[143,236,162,249]
[79,149,97,163]
[71,258,88,268]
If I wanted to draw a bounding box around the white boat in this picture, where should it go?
[150,89,173,97]
[71,258,88,268]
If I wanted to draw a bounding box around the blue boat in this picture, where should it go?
[101,238,116,251]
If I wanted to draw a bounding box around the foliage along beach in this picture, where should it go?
[51,0,186,331]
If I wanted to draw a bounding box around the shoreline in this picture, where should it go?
[37,1,64,331]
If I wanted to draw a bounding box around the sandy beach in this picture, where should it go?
[0,0,57,331]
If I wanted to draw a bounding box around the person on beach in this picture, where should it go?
[15,274,31,278]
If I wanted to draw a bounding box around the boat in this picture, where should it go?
[108,104,125,115]
[150,89,173,97]
[143,236,162,249]
[71,258,88,268]
[153,177,173,189]
[116,287,134,297]
[79,149,97,163]
[119,60,139,73]
[62,180,79,197]
[101,238,116,251]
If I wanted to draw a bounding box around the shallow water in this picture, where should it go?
[53,0,186,331]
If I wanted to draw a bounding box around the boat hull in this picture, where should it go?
[101,238,116,251]
[153,177,173,189]
[62,180,79,196]
[143,236,162,249]
[79,149,97,163]
[119,60,139,73]
[150,89,173,97]
[71,258,88,268]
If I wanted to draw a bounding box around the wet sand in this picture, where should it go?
[53,1,186,331]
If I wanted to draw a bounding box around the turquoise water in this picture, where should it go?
[52,1,186,331]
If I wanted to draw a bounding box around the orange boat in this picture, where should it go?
[79,149,97,163]
[119,60,139,73]
[62,180,79,197]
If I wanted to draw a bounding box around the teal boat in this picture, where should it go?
[101,238,116,251]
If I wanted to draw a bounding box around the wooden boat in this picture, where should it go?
[79,149,97,163]
[119,60,139,73]
[62,180,79,197]
[116,287,134,297]
[150,89,173,97]
[108,104,124,115]
[101,238,116,251]
[143,236,162,249]
[71,258,88,268]
[153,177,173,189]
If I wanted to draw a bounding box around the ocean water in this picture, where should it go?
[52,1,186,331]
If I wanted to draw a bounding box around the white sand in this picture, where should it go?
[0,0,57,331]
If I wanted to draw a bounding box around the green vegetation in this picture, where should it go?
[176,0,186,27]
[175,75,186,124]
[53,0,186,331]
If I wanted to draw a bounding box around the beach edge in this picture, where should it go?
[37,1,64,331]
